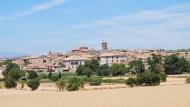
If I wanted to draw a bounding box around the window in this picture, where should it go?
[28,60,32,64]
[43,60,46,63]
[106,59,108,64]
[71,62,75,65]
[75,61,78,65]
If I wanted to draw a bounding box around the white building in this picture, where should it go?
[99,52,127,66]
[62,56,89,72]
[0,67,3,78]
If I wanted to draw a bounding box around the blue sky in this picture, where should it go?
[0,0,190,55]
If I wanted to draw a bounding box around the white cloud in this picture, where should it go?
[0,0,64,21]
[61,2,190,50]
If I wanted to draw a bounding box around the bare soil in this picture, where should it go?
[0,77,190,107]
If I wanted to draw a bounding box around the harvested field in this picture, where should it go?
[0,77,190,107]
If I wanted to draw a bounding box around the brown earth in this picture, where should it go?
[0,77,190,107]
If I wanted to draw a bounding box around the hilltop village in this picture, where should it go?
[1,41,188,73]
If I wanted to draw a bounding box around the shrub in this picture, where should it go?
[0,83,4,89]
[38,73,48,79]
[103,79,125,84]
[56,78,66,91]
[159,72,167,82]
[76,66,93,77]
[3,62,24,81]
[126,77,136,87]
[4,77,17,89]
[58,72,62,79]
[48,72,52,79]
[186,77,190,83]
[79,78,85,88]
[98,64,111,76]
[7,69,24,81]
[50,73,59,82]
[0,78,5,81]
[27,71,38,79]
[67,77,82,91]
[27,79,40,91]
[88,77,102,86]
[61,72,77,77]
[18,77,27,89]
[136,71,160,86]
[111,64,128,76]
[3,63,20,76]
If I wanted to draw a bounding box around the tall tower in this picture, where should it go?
[102,40,108,50]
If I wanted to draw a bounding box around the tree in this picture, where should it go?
[76,65,83,76]
[4,76,17,89]
[84,59,99,74]
[155,64,165,74]
[159,72,167,82]
[3,63,20,76]
[27,79,40,91]
[164,54,190,74]
[27,71,38,79]
[98,64,111,76]
[177,57,190,73]
[0,62,2,67]
[111,64,128,76]
[67,77,82,91]
[126,77,136,87]
[7,68,24,81]
[136,71,160,86]
[88,77,102,86]
[58,71,62,79]
[76,59,100,76]
[164,54,179,74]
[128,59,145,73]
[76,66,93,77]
[48,71,52,79]
[82,67,93,77]
[89,59,99,73]
[56,78,66,91]
[2,59,12,65]
[18,77,27,89]
[50,73,59,82]
[148,54,162,72]
[59,62,65,67]
[185,76,190,83]
[3,63,24,89]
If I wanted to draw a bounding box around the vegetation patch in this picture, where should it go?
[88,77,102,86]
[159,72,167,82]
[185,77,190,83]
[125,77,136,87]
[67,77,84,91]
[4,76,17,89]
[27,79,40,91]
[56,78,66,91]
[103,79,125,84]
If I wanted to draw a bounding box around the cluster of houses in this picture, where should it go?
[1,41,190,73]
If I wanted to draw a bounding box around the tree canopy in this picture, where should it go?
[111,64,128,76]
[148,54,162,72]
[128,59,145,73]
[164,54,190,74]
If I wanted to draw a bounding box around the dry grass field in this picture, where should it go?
[0,77,190,107]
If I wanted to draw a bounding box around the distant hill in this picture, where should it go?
[0,52,23,58]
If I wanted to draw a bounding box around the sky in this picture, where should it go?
[0,0,190,55]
